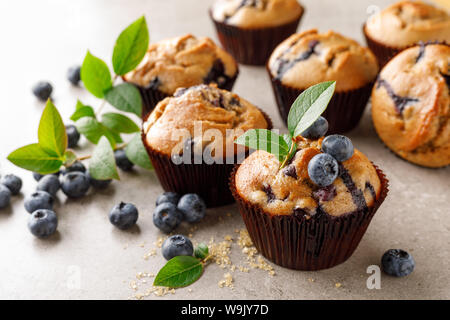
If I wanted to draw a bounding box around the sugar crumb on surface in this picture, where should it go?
[218,273,234,288]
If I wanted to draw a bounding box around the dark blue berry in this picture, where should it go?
[161,235,194,260]
[28,209,58,238]
[321,135,354,162]
[61,161,86,175]
[109,202,138,230]
[156,192,181,206]
[153,202,183,233]
[1,174,22,195]
[60,172,90,198]
[0,184,11,209]
[36,174,60,197]
[32,81,52,101]
[114,149,134,171]
[24,191,54,213]
[381,249,415,277]
[308,153,339,187]
[66,125,80,148]
[301,116,329,140]
[33,171,60,182]
[177,193,206,223]
[86,172,111,189]
[67,65,81,85]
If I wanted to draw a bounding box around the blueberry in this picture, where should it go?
[177,194,206,223]
[24,191,54,213]
[67,65,81,85]
[66,125,80,148]
[32,81,52,101]
[109,202,139,230]
[156,192,181,206]
[161,235,194,260]
[36,174,60,197]
[308,153,339,187]
[321,135,354,162]
[27,209,58,238]
[114,149,134,171]
[61,161,86,175]
[60,172,90,198]
[301,116,329,140]
[381,249,415,277]
[86,172,111,189]
[0,174,22,195]
[33,171,60,182]
[153,202,183,233]
[0,184,11,209]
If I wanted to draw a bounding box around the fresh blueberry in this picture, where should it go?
[301,116,329,140]
[36,174,60,197]
[321,135,354,162]
[114,149,134,171]
[308,153,339,187]
[161,235,194,260]
[33,171,60,181]
[27,209,58,238]
[32,81,53,101]
[61,161,86,175]
[381,249,415,277]
[156,192,181,206]
[66,125,80,148]
[0,174,22,195]
[153,202,183,233]
[109,202,139,230]
[60,172,90,198]
[0,184,11,209]
[24,191,54,213]
[86,172,112,189]
[177,194,206,223]
[67,65,81,85]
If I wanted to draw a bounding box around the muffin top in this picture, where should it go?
[365,1,450,48]
[268,29,379,91]
[123,34,238,95]
[211,0,303,28]
[235,139,381,217]
[143,84,269,158]
[371,43,450,168]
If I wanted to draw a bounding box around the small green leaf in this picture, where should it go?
[235,129,290,162]
[194,243,209,260]
[104,83,142,117]
[38,99,67,157]
[112,16,149,75]
[75,117,117,147]
[125,133,153,170]
[7,144,63,174]
[70,100,95,121]
[154,256,203,288]
[287,81,336,138]
[89,136,119,180]
[64,149,77,167]
[282,134,296,162]
[81,51,112,98]
[101,112,140,133]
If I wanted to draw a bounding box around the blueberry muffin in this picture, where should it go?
[230,133,388,270]
[364,1,450,67]
[210,0,304,65]
[268,29,379,133]
[142,84,271,207]
[372,43,449,168]
[124,34,239,116]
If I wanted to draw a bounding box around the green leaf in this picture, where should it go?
[81,51,112,98]
[194,243,209,260]
[154,256,203,288]
[89,136,119,180]
[38,99,67,157]
[75,117,117,147]
[101,112,140,133]
[287,81,336,138]
[70,100,95,121]
[7,144,63,174]
[63,149,77,167]
[104,83,142,117]
[125,133,153,170]
[112,16,149,75]
[234,129,290,162]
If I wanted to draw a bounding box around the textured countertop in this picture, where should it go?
[0,0,448,300]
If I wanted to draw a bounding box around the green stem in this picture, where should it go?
[279,140,296,170]
[74,142,128,162]
[95,74,119,116]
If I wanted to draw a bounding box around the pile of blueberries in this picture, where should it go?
[0,174,23,209]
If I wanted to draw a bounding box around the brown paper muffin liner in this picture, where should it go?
[210,11,303,66]
[141,110,273,208]
[229,163,389,271]
[267,66,374,134]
